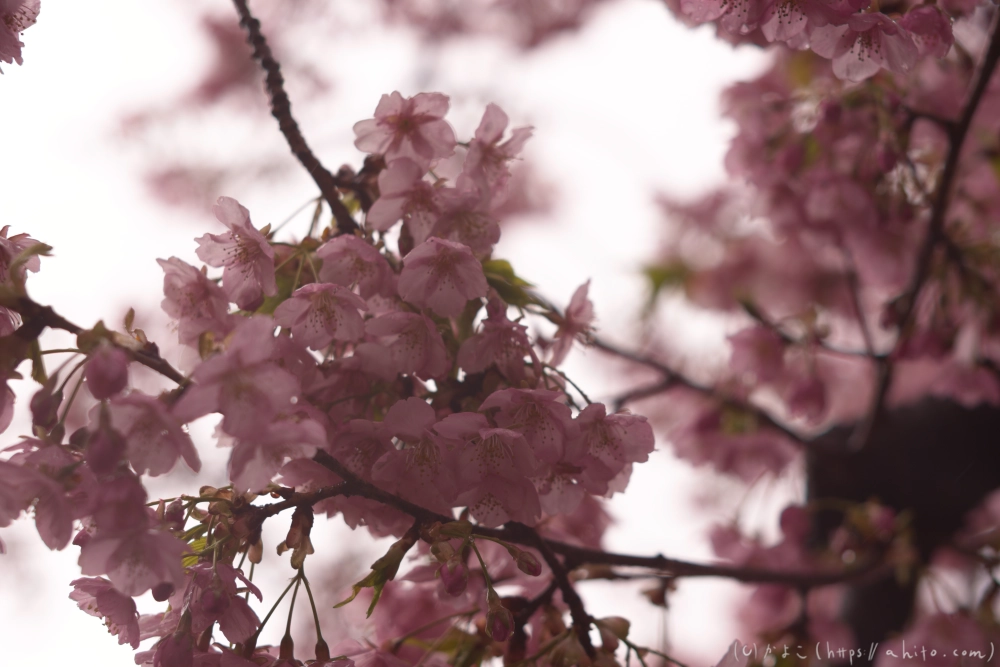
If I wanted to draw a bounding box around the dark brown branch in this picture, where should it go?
[592,336,810,447]
[311,450,881,587]
[231,0,360,236]
[864,13,1000,441]
[4,296,186,386]
[507,522,595,657]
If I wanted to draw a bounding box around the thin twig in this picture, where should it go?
[592,336,809,447]
[230,0,360,235]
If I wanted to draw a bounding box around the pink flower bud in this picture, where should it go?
[515,550,542,577]
[29,377,62,430]
[152,582,175,602]
[438,559,468,597]
[486,602,514,642]
[85,344,129,400]
[85,409,126,475]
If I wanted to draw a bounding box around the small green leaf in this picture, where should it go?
[482,259,536,308]
[124,308,136,333]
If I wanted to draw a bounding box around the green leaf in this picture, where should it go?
[482,259,536,308]
[254,271,297,316]
[182,537,207,568]
[642,262,689,310]
[334,532,415,617]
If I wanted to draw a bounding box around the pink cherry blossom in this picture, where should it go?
[172,317,300,439]
[365,158,441,239]
[0,0,39,68]
[458,297,539,384]
[810,13,919,81]
[359,312,450,379]
[549,280,595,367]
[480,388,578,464]
[575,403,655,495]
[371,398,457,512]
[79,528,189,597]
[433,412,541,526]
[274,283,367,349]
[0,224,42,283]
[195,196,277,310]
[70,577,141,649]
[899,5,953,59]
[353,92,457,169]
[84,343,130,400]
[397,238,488,317]
[728,325,786,383]
[185,563,262,644]
[107,393,201,476]
[158,257,235,345]
[228,413,325,493]
[462,103,533,195]
[429,182,501,256]
[315,235,395,299]
[86,407,128,476]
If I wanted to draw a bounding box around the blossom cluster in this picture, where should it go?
[0,93,655,666]
[672,0,957,81]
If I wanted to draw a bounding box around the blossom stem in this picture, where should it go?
[298,566,326,647]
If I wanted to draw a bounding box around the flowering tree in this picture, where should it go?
[4,0,1000,666]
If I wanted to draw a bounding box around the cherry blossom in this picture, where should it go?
[106,394,201,476]
[365,158,441,239]
[353,92,457,169]
[358,311,449,379]
[811,13,919,81]
[78,528,189,597]
[70,577,142,649]
[0,0,38,68]
[457,297,539,384]
[549,280,595,366]
[315,235,395,299]
[158,257,235,345]
[397,238,488,317]
[84,343,130,400]
[462,103,533,196]
[172,317,300,438]
[195,196,277,310]
[274,283,367,349]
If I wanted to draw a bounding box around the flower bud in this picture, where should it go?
[515,550,542,577]
[29,376,62,430]
[439,520,473,539]
[486,601,514,642]
[152,582,175,602]
[84,343,129,400]
[438,558,468,597]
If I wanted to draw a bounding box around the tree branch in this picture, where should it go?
[592,336,810,447]
[863,12,1000,442]
[4,296,186,386]
[231,0,360,236]
[507,522,595,657]
[310,450,881,587]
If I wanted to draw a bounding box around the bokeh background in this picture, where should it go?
[2,1,778,663]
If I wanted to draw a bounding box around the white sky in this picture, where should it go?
[1,1,774,663]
